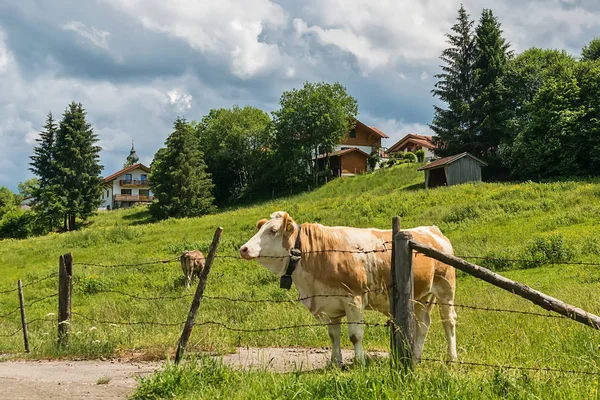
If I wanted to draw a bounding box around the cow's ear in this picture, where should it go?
[282,212,295,233]
[256,219,268,231]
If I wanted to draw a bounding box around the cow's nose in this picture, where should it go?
[239,246,249,259]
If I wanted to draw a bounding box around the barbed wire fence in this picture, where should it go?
[1,224,600,376]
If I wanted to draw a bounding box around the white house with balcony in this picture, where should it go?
[101,163,153,210]
[100,142,153,210]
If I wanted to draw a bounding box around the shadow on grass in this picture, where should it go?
[121,208,154,225]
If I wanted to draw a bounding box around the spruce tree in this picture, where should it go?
[430,4,476,156]
[149,117,215,219]
[472,9,511,162]
[53,102,104,231]
[29,112,62,230]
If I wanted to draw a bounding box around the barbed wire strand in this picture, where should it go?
[193,320,391,332]
[80,288,575,320]
[72,312,185,327]
[85,288,390,304]
[74,257,180,268]
[420,358,600,376]
[71,312,390,331]
[0,293,60,319]
[0,272,58,295]
[456,255,600,267]
[424,301,566,319]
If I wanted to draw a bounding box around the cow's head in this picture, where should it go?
[239,211,298,276]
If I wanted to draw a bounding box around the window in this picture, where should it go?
[349,129,356,138]
[141,174,147,181]
[125,173,132,181]
[121,189,132,195]
[139,189,150,197]
[106,190,109,197]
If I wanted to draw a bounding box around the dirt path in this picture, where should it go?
[0,348,388,399]
[0,359,160,400]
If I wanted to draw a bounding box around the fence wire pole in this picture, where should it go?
[17,280,29,353]
[175,226,223,364]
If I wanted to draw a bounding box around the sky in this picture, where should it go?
[1,0,599,191]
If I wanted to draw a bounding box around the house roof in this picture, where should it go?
[314,147,371,160]
[388,134,436,153]
[353,120,389,139]
[103,163,151,183]
[417,152,488,171]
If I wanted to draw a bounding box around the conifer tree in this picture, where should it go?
[430,4,477,156]
[29,112,62,230]
[472,9,511,161]
[149,117,215,219]
[53,102,104,231]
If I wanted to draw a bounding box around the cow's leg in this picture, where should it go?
[413,294,435,362]
[345,297,365,364]
[438,299,458,361]
[326,317,343,367]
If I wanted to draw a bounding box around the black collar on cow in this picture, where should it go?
[280,224,302,290]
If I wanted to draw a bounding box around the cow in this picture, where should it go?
[180,250,205,289]
[239,211,457,366]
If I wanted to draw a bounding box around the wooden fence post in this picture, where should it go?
[391,231,415,370]
[390,216,400,362]
[409,240,600,331]
[17,280,30,353]
[58,253,73,347]
[175,227,223,364]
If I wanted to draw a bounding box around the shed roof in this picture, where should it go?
[103,163,151,183]
[417,152,488,171]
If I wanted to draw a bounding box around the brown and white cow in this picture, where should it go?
[239,211,457,365]
[180,250,205,289]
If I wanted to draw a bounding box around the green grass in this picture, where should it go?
[1,164,600,397]
[132,356,600,400]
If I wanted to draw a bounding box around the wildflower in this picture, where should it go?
[40,332,49,336]
[93,340,101,344]
[89,326,97,331]
[46,313,55,317]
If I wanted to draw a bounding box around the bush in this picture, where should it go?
[415,149,425,163]
[368,152,380,171]
[520,234,576,268]
[403,152,417,163]
[0,209,40,239]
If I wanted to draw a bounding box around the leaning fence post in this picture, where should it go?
[18,280,30,353]
[391,231,415,370]
[175,227,223,364]
[58,253,73,347]
[390,216,401,361]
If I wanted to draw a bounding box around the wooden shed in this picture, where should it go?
[417,152,488,189]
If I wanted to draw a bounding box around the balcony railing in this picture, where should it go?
[113,195,154,202]
[119,179,150,187]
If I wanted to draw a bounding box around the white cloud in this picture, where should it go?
[102,0,288,78]
[62,21,111,51]
[167,89,193,113]
[293,0,454,73]
[420,72,428,81]
[362,114,434,147]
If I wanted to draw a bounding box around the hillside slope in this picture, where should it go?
[1,165,599,380]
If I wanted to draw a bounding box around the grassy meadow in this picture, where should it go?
[1,164,600,397]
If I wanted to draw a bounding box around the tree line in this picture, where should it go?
[432,5,600,179]
[148,81,357,219]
